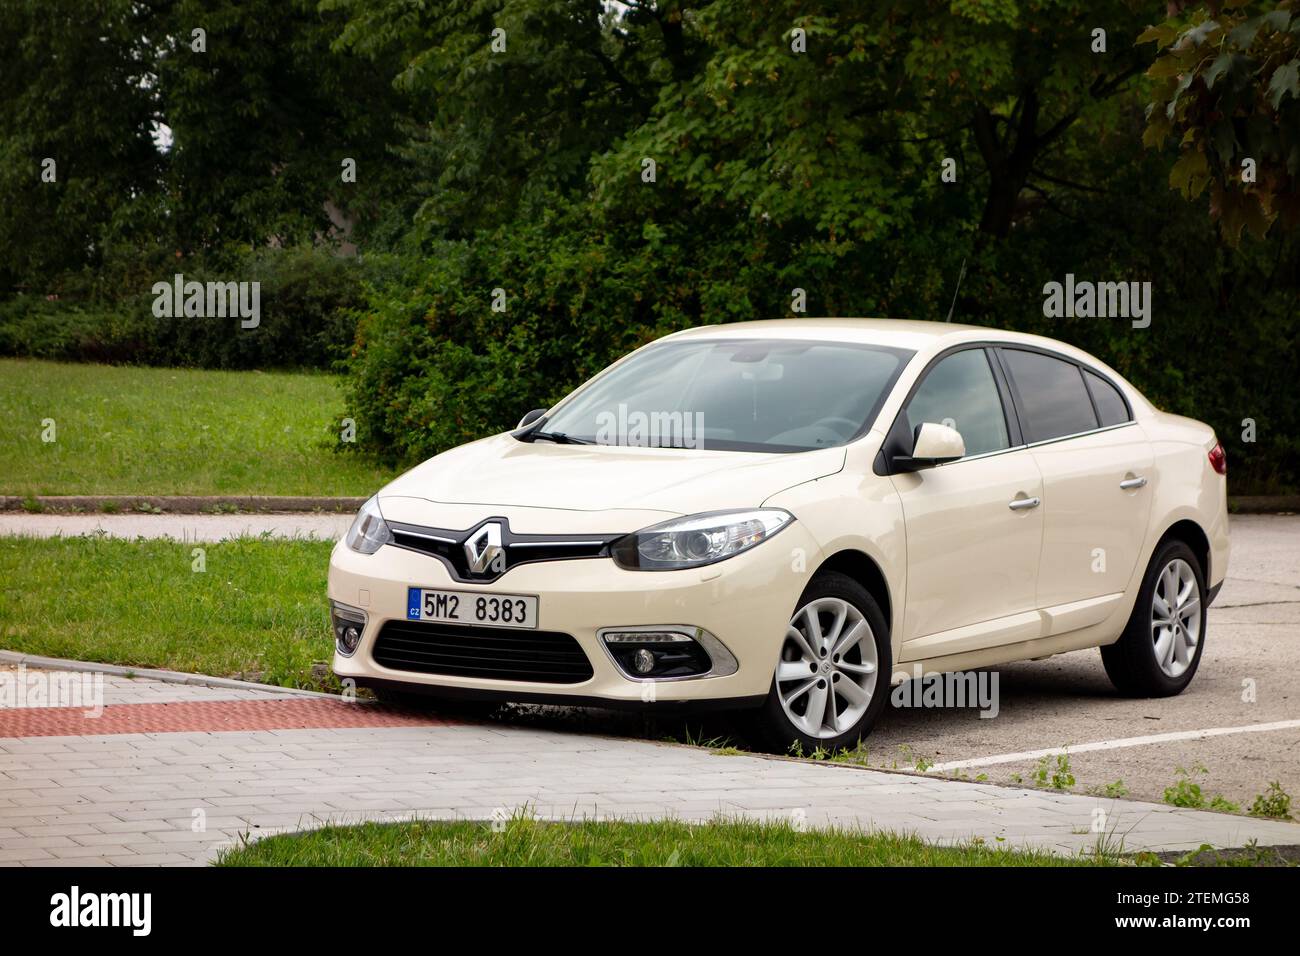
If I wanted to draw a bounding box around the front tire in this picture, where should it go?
[1101,539,1206,697]
[752,571,891,754]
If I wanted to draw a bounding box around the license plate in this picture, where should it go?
[407,587,538,630]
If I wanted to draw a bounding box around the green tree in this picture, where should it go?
[0,0,163,292]
[1141,0,1300,244]
[156,0,410,252]
[326,0,692,237]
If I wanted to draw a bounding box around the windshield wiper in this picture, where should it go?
[530,430,594,445]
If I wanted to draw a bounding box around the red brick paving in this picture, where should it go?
[0,697,453,738]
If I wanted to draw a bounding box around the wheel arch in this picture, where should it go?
[1154,518,1212,585]
[813,549,894,641]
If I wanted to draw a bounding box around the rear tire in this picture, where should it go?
[751,571,891,754]
[1101,539,1206,697]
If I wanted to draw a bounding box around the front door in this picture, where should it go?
[890,347,1045,660]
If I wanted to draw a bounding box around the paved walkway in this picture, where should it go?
[1,665,1297,866]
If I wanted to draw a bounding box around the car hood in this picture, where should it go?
[378,433,847,516]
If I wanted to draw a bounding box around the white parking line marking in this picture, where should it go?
[926,719,1300,773]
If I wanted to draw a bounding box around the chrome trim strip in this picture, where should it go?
[511,540,607,548]
[391,527,459,544]
[936,421,1139,467]
[1025,420,1137,449]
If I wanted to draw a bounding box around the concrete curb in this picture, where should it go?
[1228,495,1300,514]
[0,495,366,514]
[0,650,340,700]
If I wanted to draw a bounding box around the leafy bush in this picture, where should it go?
[341,208,654,464]
[0,245,364,369]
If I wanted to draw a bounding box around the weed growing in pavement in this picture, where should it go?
[1162,764,1242,812]
[1083,827,1130,864]
[1164,767,1206,808]
[1034,753,1074,790]
[829,741,869,766]
[891,743,934,772]
[678,725,734,750]
[1249,781,1292,819]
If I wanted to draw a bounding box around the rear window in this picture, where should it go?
[1001,349,1099,443]
[1083,369,1130,427]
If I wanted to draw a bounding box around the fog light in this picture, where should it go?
[339,625,361,654]
[600,627,727,680]
[633,648,656,674]
[330,601,367,658]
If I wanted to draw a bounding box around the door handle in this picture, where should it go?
[1008,496,1041,511]
[1120,476,1148,490]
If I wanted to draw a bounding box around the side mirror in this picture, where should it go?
[893,422,965,472]
[516,408,548,430]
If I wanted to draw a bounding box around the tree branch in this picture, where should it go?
[1029,169,1111,194]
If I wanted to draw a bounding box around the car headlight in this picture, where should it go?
[611,509,793,570]
[344,496,393,554]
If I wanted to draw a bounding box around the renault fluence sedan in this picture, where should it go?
[330,319,1229,751]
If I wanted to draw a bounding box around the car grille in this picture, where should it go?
[386,517,622,584]
[371,620,594,684]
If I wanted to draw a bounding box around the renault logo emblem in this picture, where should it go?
[464,522,505,574]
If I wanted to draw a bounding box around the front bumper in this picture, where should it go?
[328,521,819,707]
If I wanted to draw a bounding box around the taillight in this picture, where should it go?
[1208,441,1227,476]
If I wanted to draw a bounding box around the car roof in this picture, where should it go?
[663,318,1100,362]
[660,317,1149,412]
[665,317,981,349]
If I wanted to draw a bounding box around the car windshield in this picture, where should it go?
[536,338,913,452]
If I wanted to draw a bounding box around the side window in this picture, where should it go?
[1083,369,1130,427]
[905,349,1010,457]
[1001,349,1099,442]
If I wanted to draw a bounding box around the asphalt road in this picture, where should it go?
[863,514,1300,810]
[3,510,1297,812]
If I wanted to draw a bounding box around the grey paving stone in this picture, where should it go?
[4,668,1300,867]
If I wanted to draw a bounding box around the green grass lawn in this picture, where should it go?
[0,359,395,496]
[215,817,1119,867]
[0,535,336,690]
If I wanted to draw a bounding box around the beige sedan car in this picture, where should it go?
[330,319,1229,751]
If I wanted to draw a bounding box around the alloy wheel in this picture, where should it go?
[777,597,878,740]
[1150,557,1201,678]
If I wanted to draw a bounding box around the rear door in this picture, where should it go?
[996,347,1153,631]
